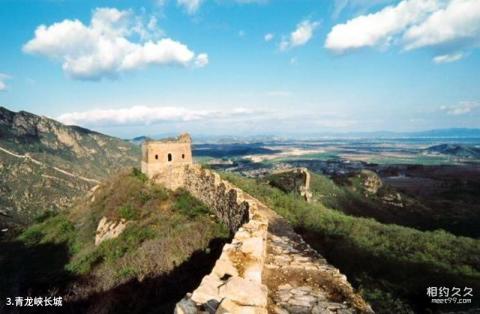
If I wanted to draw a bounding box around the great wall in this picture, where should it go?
[140,134,373,314]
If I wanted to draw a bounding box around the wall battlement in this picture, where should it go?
[141,133,193,189]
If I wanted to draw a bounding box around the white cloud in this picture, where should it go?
[280,20,319,50]
[0,73,11,91]
[57,105,261,127]
[403,0,480,50]
[23,8,207,80]
[433,52,464,63]
[325,0,439,53]
[440,101,480,115]
[177,0,203,14]
[264,33,274,42]
[326,0,480,61]
[194,53,209,67]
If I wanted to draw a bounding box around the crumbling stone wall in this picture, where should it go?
[270,168,312,202]
[183,165,249,232]
[176,165,270,313]
[175,165,373,314]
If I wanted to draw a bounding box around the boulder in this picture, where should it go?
[95,217,127,246]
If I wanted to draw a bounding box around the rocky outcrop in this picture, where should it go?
[359,170,383,195]
[269,168,313,203]
[95,216,128,246]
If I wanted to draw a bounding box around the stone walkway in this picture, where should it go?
[258,202,373,314]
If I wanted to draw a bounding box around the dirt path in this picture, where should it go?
[0,145,100,184]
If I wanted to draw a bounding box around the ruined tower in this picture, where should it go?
[141,133,193,189]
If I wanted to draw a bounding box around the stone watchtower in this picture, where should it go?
[141,133,193,189]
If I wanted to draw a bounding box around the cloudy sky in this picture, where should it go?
[0,0,479,138]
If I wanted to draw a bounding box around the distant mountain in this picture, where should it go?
[193,143,280,158]
[140,128,480,144]
[407,128,480,138]
[0,106,140,230]
[306,128,480,140]
[424,144,480,158]
[129,135,151,145]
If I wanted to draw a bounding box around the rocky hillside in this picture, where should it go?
[0,169,229,313]
[0,106,140,231]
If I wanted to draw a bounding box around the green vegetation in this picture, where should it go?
[222,172,480,312]
[367,154,452,165]
[131,167,148,182]
[306,170,480,238]
[19,214,77,249]
[67,225,156,275]
[264,152,340,164]
[174,189,210,218]
[266,171,306,197]
[118,204,139,220]
[1,168,229,310]
[300,152,340,160]
[308,171,392,215]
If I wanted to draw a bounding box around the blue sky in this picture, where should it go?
[0,0,479,138]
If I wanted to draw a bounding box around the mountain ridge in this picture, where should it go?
[0,106,140,232]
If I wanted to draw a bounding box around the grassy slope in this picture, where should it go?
[307,171,480,239]
[222,172,480,313]
[0,169,229,313]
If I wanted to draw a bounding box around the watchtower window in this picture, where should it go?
[168,153,172,162]
[155,154,159,160]
[182,154,185,159]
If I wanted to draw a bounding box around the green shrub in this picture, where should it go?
[19,215,77,249]
[33,210,58,223]
[116,266,137,280]
[174,190,209,218]
[118,205,139,220]
[102,225,156,262]
[67,225,156,275]
[131,167,148,182]
[19,228,44,245]
[66,249,103,274]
